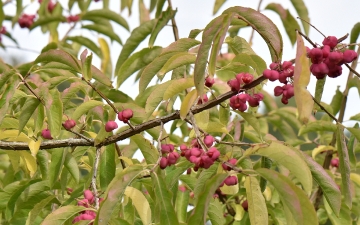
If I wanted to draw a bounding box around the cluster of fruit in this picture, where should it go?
[72,190,102,223]
[105,108,133,132]
[307,36,358,79]
[159,144,180,169]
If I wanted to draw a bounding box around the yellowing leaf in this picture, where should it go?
[220,179,239,194]
[293,32,313,124]
[245,176,268,225]
[0,130,31,143]
[180,89,198,120]
[312,145,336,159]
[20,151,37,177]
[28,139,41,156]
[124,186,151,225]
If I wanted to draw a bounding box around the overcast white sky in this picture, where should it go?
[1,0,360,123]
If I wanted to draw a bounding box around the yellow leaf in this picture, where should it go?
[124,186,151,225]
[119,156,134,166]
[220,180,239,194]
[20,151,37,177]
[293,32,313,124]
[29,139,42,156]
[99,37,111,74]
[312,145,336,159]
[1,130,31,143]
[7,151,20,172]
[180,89,198,120]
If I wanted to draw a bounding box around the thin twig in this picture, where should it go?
[167,0,179,41]
[311,96,339,123]
[4,45,40,54]
[345,63,360,78]
[215,140,258,147]
[114,144,127,169]
[92,147,101,209]
[18,73,45,105]
[297,17,326,38]
[66,129,93,143]
[297,30,317,48]
[152,122,164,171]
[188,111,209,151]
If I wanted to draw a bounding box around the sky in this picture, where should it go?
[1,0,360,124]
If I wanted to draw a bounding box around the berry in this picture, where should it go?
[63,119,76,130]
[161,144,174,154]
[328,51,343,64]
[224,176,238,186]
[240,73,254,84]
[47,1,57,13]
[41,129,53,140]
[222,158,237,171]
[282,84,294,99]
[77,199,89,207]
[274,86,283,96]
[159,157,168,169]
[282,61,293,70]
[67,15,80,23]
[207,147,220,160]
[227,79,240,92]
[281,95,289,104]
[84,190,94,204]
[322,36,338,49]
[198,94,209,104]
[331,158,339,168]
[168,152,179,165]
[242,200,248,211]
[18,14,36,28]
[269,62,279,70]
[205,76,215,87]
[248,93,263,107]
[343,49,358,63]
[308,48,323,64]
[203,135,215,147]
[310,63,329,79]
[322,45,331,58]
[263,69,279,81]
[105,120,118,132]
[118,109,133,123]
[0,26,6,34]
[178,185,187,192]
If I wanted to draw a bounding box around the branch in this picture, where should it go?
[91,147,101,209]
[0,76,266,151]
[167,0,179,41]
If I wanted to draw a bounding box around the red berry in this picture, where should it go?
[178,185,187,192]
[222,158,237,171]
[308,48,323,64]
[205,76,215,87]
[198,94,208,104]
[41,129,53,140]
[322,36,338,49]
[161,144,174,153]
[77,199,89,207]
[322,45,331,58]
[238,93,249,103]
[248,96,259,107]
[105,120,118,132]
[84,190,94,203]
[343,49,358,63]
[63,119,76,130]
[241,73,254,84]
[190,147,202,157]
[227,79,241,92]
[159,157,168,169]
[224,176,238,186]
[331,158,339,168]
[283,84,294,99]
[310,63,328,79]
[328,51,343,64]
[18,14,36,28]
[0,26,6,34]
[242,200,248,211]
[207,147,220,160]
[201,155,214,169]
[274,86,283,96]
[269,62,279,70]
[238,102,247,112]
[122,109,133,120]
[67,15,80,23]
[281,96,289,105]
[282,61,293,70]
[204,135,215,147]
[47,1,57,13]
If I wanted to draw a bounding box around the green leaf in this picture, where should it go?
[18,97,40,134]
[213,0,227,15]
[193,164,218,199]
[82,24,122,44]
[26,195,56,225]
[91,64,113,87]
[82,9,129,31]
[225,36,255,55]
[72,100,104,121]
[82,52,93,81]
[313,77,326,111]
[336,125,352,208]
[149,7,177,47]
[347,127,360,142]
[115,19,157,74]
[237,112,262,138]
[144,81,172,116]
[232,53,267,76]
[302,153,341,216]
[324,199,352,225]
[194,14,227,97]
[290,0,310,34]
[242,141,312,193]
[100,145,116,191]
[48,148,66,189]
[347,124,358,167]
[124,186,152,225]
[35,49,81,72]
[45,89,63,138]
[158,52,196,77]
[188,173,227,224]
[131,134,159,164]
[116,47,163,88]
[161,38,201,55]
[208,198,226,225]
[66,36,102,57]
[180,89,198,120]
[349,22,360,50]
[42,205,88,225]
[151,171,179,225]
[265,3,301,45]
[256,168,318,225]
[223,6,283,62]
[163,77,194,100]
[350,113,360,121]
[97,165,144,224]
[245,176,268,224]
[298,121,337,136]
[64,152,80,183]
[175,189,190,223]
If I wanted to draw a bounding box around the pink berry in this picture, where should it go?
[322,45,331,58]
[241,73,253,84]
[242,200,248,211]
[204,135,215,147]
[63,119,76,130]
[224,176,238,186]
[205,76,215,87]
[268,70,280,81]
[328,51,343,64]
[18,14,36,28]
[207,147,220,160]
[47,1,57,13]
[248,96,259,107]
[343,49,358,63]
[201,155,214,169]
[180,144,188,151]
[282,61,293,70]
[179,185,187,192]
[310,63,328,79]
[67,15,80,23]
[167,152,179,165]
[238,93,249,103]
[41,129,53,140]
[161,144,174,154]
[159,157,168,169]
[227,79,241,92]
[238,102,247,112]
[84,190,94,203]
[269,62,279,70]
[322,36,338,49]
[281,96,289,105]
[77,199,89,207]
[274,86,283,96]
[331,158,339,168]
[308,48,323,64]
[122,109,133,120]
[283,84,294,99]
[105,120,118,132]
[222,158,237,171]
[198,94,209,104]
[190,147,202,157]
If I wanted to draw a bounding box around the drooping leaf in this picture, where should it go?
[208,198,226,225]
[100,145,116,191]
[265,3,301,45]
[298,121,337,135]
[34,49,81,72]
[124,186,152,225]
[67,36,102,57]
[293,32,313,124]
[244,176,268,225]
[131,134,159,164]
[237,111,262,138]
[144,81,172,117]
[313,77,326,111]
[45,89,63,138]
[232,53,267,76]
[175,188,190,223]
[256,168,318,225]
[193,164,218,199]
[158,52,196,77]
[161,38,201,55]
[223,6,283,62]
[149,7,177,47]
[30,16,66,30]
[72,100,104,122]
[26,195,56,225]
[290,0,310,34]
[163,77,194,100]
[336,125,352,208]
[18,97,40,134]
[213,0,227,15]
[116,47,163,88]
[48,148,66,188]
[324,199,352,225]
[349,22,360,50]
[19,151,37,177]
[225,36,256,55]
[347,124,358,167]
[82,9,130,30]
[42,205,88,225]
[82,24,122,44]
[180,89,198,120]
[64,152,80,183]
[242,141,312,193]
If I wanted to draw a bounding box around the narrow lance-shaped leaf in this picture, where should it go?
[349,22,360,50]
[163,77,194,100]
[66,36,102,57]
[160,38,201,55]
[72,100,104,121]
[64,152,80,184]
[158,52,196,77]
[82,24,122,45]
[149,7,177,47]
[175,188,190,223]
[45,89,63,138]
[223,6,283,62]
[265,3,301,45]
[82,52,93,81]
[298,121,337,135]
[98,37,112,76]
[336,125,352,208]
[208,198,226,225]
[34,49,81,72]
[346,123,358,167]
[245,176,268,225]
[48,148,66,189]
[256,168,318,225]
[293,32,313,124]
[313,77,326,111]
[82,9,130,30]
[131,134,159,164]
[42,206,88,225]
[194,14,227,97]
[124,186,152,225]
[290,0,310,35]
[180,89,198,120]
[213,0,227,15]
[100,145,116,191]
[18,97,40,135]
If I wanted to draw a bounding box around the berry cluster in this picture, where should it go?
[159,144,180,169]
[227,72,254,92]
[18,14,36,28]
[180,135,220,171]
[307,36,358,79]
[229,93,264,112]
[72,189,102,224]
[222,158,237,171]
[274,84,294,104]
[197,94,209,104]
[67,15,80,23]
[105,108,134,132]
[219,175,238,186]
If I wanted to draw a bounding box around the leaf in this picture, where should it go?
[72,100,104,121]
[26,195,56,225]
[347,127,360,142]
[158,52,196,77]
[232,53,267,75]
[35,49,81,72]
[293,32,313,124]
[256,168,318,225]
[225,36,256,55]
[163,77,194,100]
[64,152,80,183]
[19,151,37,177]
[213,0,227,15]
[161,38,201,55]
[302,153,341,216]
[82,24,122,44]
[208,199,226,225]
[193,164,218,199]
[42,205,87,225]
[82,9,129,30]
[30,16,66,30]
[324,199,352,225]
[188,173,227,224]
[131,134,159,164]
[91,64,113,87]
[100,145,116,191]
[349,22,360,50]
[98,37,112,76]
[290,0,310,34]
[237,112,262,138]
[194,14,227,97]
[144,81,172,116]
[45,89,63,138]
[242,141,312,193]
[115,19,157,74]
[48,148,66,189]
[116,47,163,88]
[223,6,283,62]
[347,124,358,167]
[298,121,337,135]
[245,176,268,225]
[151,171,179,225]
[265,3,301,45]
[28,139,41,156]
[18,97,40,134]
[336,125,352,208]
[180,89,198,120]
[124,186,152,225]
[313,77,326,111]
[149,7,177,47]
[66,36,102,57]
[97,165,144,224]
